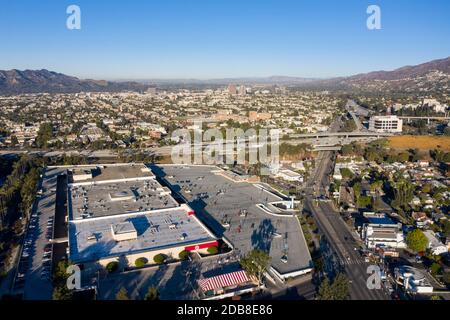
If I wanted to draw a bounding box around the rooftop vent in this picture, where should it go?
[109,189,136,202]
[111,221,137,241]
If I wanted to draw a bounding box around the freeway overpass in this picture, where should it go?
[289,131,392,139]
[1,132,389,159]
[399,116,450,124]
[312,145,342,151]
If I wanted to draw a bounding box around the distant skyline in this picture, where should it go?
[1,0,449,80]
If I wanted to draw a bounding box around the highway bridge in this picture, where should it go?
[399,116,450,124]
[1,130,391,158]
[289,131,392,139]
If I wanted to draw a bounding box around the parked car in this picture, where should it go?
[42,261,52,267]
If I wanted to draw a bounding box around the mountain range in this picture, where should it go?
[0,56,449,94]
[318,56,450,93]
[0,69,147,94]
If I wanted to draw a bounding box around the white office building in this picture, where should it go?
[369,115,403,133]
[362,213,406,249]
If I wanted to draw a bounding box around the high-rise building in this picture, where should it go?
[228,84,237,95]
[238,85,246,95]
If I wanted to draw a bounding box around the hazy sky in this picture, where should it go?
[1,0,449,79]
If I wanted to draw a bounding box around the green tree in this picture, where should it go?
[239,249,271,285]
[317,273,349,300]
[430,262,442,276]
[341,118,357,132]
[397,152,410,163]
[10,135,19,147]
[370,180,383,193]
[206,246,218,255]
[106,261,119,273]
[442,220,450,237]
[36,122,53,148]
[352,181,361,199]
[406,229,428,253]
[116,287,130,300]
[391,179,414,209]
[153,254,166,264]
[178,250,189,260]
[317,277,333,300]
[357,196,372,208]
[144,286,160,300]
[332,273,350,300]
[52,260,74,300]
[340,168,354,179]
[443,272,450,285]
[135,257,148,268]
[341,144,354,156]
[53,285,73,300]
[421,183,432,194]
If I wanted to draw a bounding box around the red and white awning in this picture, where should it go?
[198,270,249,292]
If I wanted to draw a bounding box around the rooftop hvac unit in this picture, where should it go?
[169,223,177,230]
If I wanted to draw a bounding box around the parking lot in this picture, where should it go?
[13,167,67,299]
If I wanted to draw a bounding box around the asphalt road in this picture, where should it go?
[305,199,388,300]
[303,117,389,300]
[304,149,389,300]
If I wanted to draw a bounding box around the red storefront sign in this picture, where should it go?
[185,241,218,251]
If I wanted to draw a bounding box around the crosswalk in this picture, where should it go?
[340,258,368,266]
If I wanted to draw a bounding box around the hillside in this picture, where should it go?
[321,56,450,93]
[0,69,148,94]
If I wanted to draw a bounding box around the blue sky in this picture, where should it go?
[0,0,449,79]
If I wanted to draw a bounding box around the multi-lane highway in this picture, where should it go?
[303,118,389,300]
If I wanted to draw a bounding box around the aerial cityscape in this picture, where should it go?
[0,0,450,307]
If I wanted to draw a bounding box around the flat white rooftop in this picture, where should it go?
[68,163,155,183]
[151,164,313,277]
[39,163,218,264]
[69,208,215,263]
[69,179,178,220]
